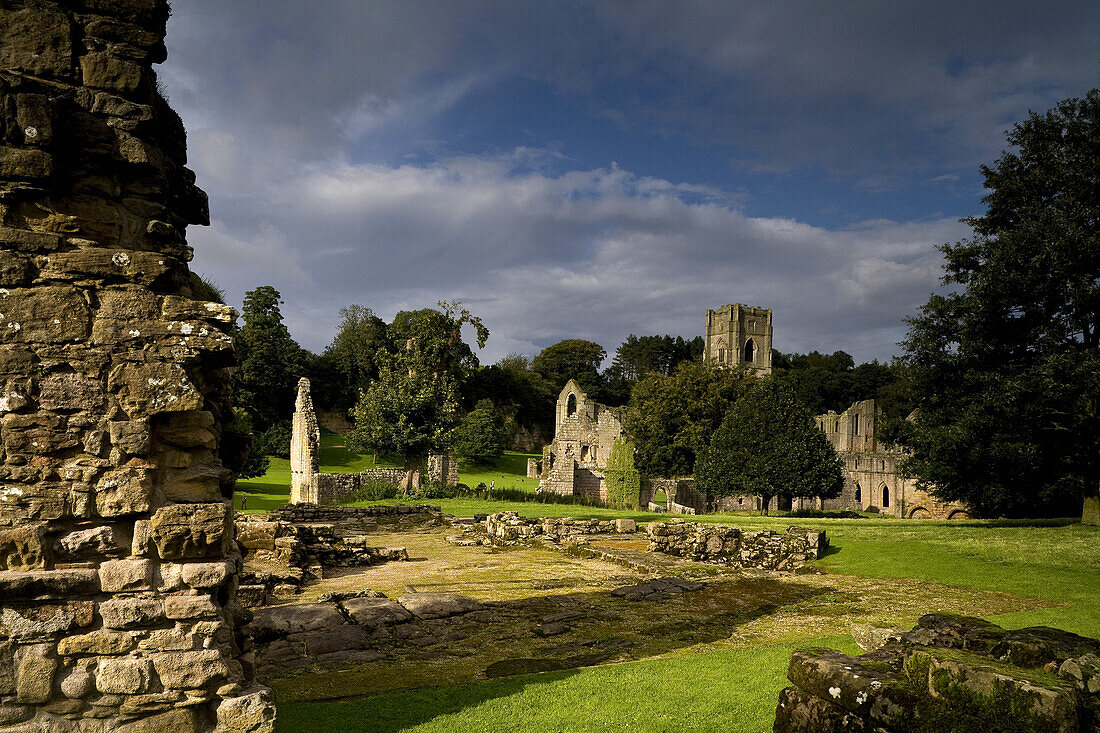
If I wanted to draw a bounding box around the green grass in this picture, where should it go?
[276,635,860,733]
[458,451,541,492]
[239,435,1100,730]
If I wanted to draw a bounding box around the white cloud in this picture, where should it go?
[183,150,969,363]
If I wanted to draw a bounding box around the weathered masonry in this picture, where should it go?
[290,378,457,504]
[815,399,970,519]
[535,380,624,500]
[703,303,773,375]
[0,1,274,730]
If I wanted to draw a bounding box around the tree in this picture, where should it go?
[531,339,606,398]
[603,334,705,404]
[346,302,488,490]
[696,380,843,514]
[315,304,388,411]
[452,399,505,464]
[897,89,1100,519]
[624,361,750,477]
[235,285,306,430]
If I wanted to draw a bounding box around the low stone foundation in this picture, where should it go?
[646,521,827,571]
[234,505,445,606]
[486,512,637,546]
[775,613,1100,732]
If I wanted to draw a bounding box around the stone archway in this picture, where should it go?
[947,510,972,520]
[909,507,933,519]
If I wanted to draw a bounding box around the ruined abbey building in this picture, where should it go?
[703,303,773,375]
[0,1,274,730]
[532,379,624,500]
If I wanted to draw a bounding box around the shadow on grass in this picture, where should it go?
[277,669,581,732]
[267,577,830,719]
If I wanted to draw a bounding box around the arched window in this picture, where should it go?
[567,394,577,416]
[854,484,862,503]
[743,338,755,363]
[881,485,890,508]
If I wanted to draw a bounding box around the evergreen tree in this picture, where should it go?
[235,285,305,430]
[696,380,843,514]
[898,89,1100,519]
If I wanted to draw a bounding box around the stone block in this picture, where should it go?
[96,657,153,694]
[110,420,153,455]
[235,521,277,551]
[0,569,99,600]
[59,665,95,698]
[292,625,370,656]
[0,525,49,571]
[0,287,90,344]
[0,601,95,641]
[0,703,34,725]
[154,411,216,448]
[108,362,204,417]
[162,461,226,502]
[14,644,56,704]
[397,593,486,619]
[37,372,107,412]
[180,561,230,589]
[149,502,230,559]
[214,683,277,733]
[99,597,164,629]
[95,467,154,516]
[57,629,135,656]
[132,519,152,556]
[58,525,123,558]
[80,52,144,93]
[115,706,205,733]
[615,518,636,533]
[98,558,153,592]
[341,597,413,629]
[0,8,73,79]
[150,649,230,689]
[250,604,346,638]
[163,593,218,620]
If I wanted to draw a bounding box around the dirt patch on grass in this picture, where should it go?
[257,526,1055,703]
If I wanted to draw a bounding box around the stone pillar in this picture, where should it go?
[426,451,459,488]
[289,378,319,504]
[0,2,275,730]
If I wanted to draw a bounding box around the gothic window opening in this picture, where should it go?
[855,483,862,503]
[882,485,890,508]
[567,393,577,416]
[743,338,755,363]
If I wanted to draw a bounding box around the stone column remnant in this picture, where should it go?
[0,1,275,730]
[289,377,320,504]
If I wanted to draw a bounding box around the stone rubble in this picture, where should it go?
[775,613,1100,732]
[0,1,274,730]
[646,521,827,571]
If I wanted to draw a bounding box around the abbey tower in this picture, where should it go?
[703,304,773,374]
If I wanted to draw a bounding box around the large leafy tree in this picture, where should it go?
[531,339,606,398]
[452,399,505,465]
[603,334,705,404]
[897,89,1100,519]
[312,304,389,411]
[624,361,749,477]
[235,285,306,430]
[696,380,843,515]
[346,302,488,489]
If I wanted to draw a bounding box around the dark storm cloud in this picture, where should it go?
[159,1,1096,363]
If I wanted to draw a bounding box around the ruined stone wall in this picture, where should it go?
[0,1,274,730]
[646,522,827,571]
[538,379,623,497]
[289,378,319,504]
[815,400,970,519]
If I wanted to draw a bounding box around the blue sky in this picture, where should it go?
[159,1,1100,364]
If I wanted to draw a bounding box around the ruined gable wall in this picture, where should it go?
[0,1,274,730]
[539,380,624,496]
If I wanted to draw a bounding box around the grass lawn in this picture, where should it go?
[277,636,861,733]
[237,436,1100,731]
